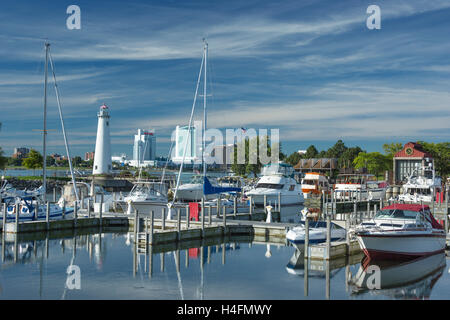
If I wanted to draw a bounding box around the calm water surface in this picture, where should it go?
[0,231,449,300]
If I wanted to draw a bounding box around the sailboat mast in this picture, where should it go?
[42,42,50,197]
[202,39,208,178]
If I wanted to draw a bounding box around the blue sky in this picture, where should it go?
[0,0,449,159]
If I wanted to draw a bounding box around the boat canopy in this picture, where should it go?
[203,176,241,195]
[261,163,294,177]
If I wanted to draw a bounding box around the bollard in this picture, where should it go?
[74,201,78,228]
[34,202,39,221]
[278,192,281,212]
[62,199,66,220]
[208,205,212,225]
[53,187,56,202]
[201,198,205,233]
[233,196,237,216]
[177,208,181,240]
[367,201,370,219]
[249,197,253,216]
[46,202,50,229]
[186,205,190,229]
[374,204,377,219]
[162,207,166,231]
[99,196,103,229]
[223,206,226,229]
[149,210,154,245]
[15,203,19,230]
[2,203,6,229]
[304,217,310,259]
[326,214,331,260]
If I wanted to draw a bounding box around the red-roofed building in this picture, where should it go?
[393,142,433,184]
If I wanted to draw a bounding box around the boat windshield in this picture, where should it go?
[374,209,419,220]
[302,179,316,186]
[256,183,284,189]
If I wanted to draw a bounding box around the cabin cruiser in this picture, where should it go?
[245,163,304,206]
[122,182,168,216]
[350,253,445,299]
[398,162,442,203]
[334,174,387,201]
[300,172,331,199]
[174,175,221,202]
[353,203,446,260]
[286,220,346,249]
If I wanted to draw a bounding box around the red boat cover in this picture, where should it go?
[382,203,443,230]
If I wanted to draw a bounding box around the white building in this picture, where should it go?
[172,124,201,165]
[93,104,112,175]
[112,154,127,165]
[133,129,156,163]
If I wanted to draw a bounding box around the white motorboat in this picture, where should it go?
[398,162,442,203]
[350,252,445,299]
[300,172,331,199]
[123,182,168,216]
[334,173,388,201]
[286,220,346,249]
[354,203,446,260]
[246,163,304,206]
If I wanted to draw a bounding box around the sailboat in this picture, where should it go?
[170,40,240,214]
[5,42,77,221]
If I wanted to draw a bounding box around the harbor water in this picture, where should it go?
[0,231,449,300]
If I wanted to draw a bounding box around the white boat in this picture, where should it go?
[246,163,304,206]
[398,162,442,203]
[286,220,346,249]
[300,172,331,199]
[350,253,445,299]
[5,196,73,221]
[354,203,446,260]
[123,182,168,216]
[334,173,388,201]
[175,175,221,202]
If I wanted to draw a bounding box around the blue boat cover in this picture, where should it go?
[203,176,241,195]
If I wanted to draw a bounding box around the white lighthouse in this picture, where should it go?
[93,104,112,175]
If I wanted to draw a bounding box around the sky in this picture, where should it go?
[0,0,449,159]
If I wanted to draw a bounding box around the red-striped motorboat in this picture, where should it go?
[354,204,446,260]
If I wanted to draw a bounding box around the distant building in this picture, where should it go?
[133,129,156,164]
[293,158,338,175]
[50,153,67,161]
[85,151,95,161]
[112,154,127,165]
[172,124,201,165]
[297,150,307,155]
[393,142,433,184]
[12,147,30,159]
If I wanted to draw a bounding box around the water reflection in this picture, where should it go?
[350,253,446,299]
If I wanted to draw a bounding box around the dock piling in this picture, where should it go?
[208,205,212,225]
[162,207,166,231]
[74,201,78,228]
[149,210,154,245]
[46,202,50,229]
[177,208,181,240]
[186,205,190,229]
[2,203,6,229]
[15,203,19,230]
[326,214,331,260]
[304,217,309,259]
[62,199,66,219]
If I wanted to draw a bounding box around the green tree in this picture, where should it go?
[326,140,347,159]
[46,155,56,167]
[304,145,319,159]
[417,141,450,179]
[382,142,403,170]
[285,152,301,166]
[0,147,7,170]
[22,149,43,175]
[339,146,364,168]
[72,156,83,167]
[353,152,390,178]
[231,135,277,177]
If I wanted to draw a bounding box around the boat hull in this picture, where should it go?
[356,232,446,260]
[247,193,304,206]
